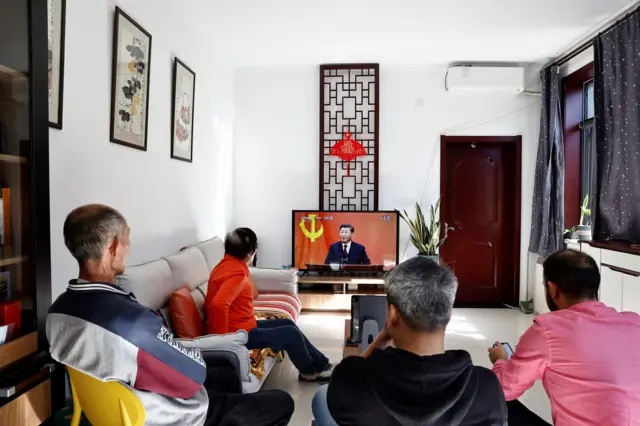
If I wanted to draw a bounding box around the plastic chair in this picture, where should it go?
[66,366,146,426]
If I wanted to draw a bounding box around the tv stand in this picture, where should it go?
[297,275,385,312]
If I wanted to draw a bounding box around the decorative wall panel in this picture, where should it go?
[320,64,379,211]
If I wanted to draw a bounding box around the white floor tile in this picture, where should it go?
[263,309,552,425]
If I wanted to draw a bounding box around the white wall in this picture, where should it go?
[233,65,541,300]
[48,0,235,299]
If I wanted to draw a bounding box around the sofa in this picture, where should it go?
[116,237,302,393]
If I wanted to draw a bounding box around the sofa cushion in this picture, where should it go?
[254,293,302,323]
[164,246,209,291]
[178,331,251,382]
[249,268,298,295]
[194,237,225,271]
[190,285,207,320]
[117,259,176,310]
[169,286,204,338]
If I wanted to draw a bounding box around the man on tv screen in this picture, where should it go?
[324,224,371,265]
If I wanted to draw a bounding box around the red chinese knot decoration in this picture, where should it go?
[329,132,367,176]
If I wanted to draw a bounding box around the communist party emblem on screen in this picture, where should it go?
[299,214,324,242]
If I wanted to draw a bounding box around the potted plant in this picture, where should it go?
[565,195,592,242]
[577,195,592,241]
[399,199,452,264]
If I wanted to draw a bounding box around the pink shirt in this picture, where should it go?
[493,301,640,425]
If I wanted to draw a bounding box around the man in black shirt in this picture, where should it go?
[312,257,507,426]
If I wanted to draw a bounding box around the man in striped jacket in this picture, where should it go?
[47,204,293,426]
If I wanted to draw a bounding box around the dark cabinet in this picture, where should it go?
[0,0,56,423]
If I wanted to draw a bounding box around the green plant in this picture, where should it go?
[579,194,591,226]
[565,195,592,235]
[399,200,452,256]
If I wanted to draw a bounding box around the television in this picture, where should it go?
[292,210,399,271]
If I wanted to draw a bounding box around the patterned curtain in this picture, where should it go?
[594,13,640,243]
[528,66,565,259]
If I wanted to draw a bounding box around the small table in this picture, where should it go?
[342,319,360,358]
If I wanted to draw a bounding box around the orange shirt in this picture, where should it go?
[205,254,257,335]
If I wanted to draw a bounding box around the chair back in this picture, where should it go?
[66,367,146,426]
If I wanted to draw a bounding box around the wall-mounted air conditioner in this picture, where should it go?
[445,66,525,94]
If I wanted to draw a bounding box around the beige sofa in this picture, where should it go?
[116,237,300,393]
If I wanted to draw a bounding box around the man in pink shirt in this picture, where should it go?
[488,250,640,425]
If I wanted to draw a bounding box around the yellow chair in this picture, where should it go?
[66,366,146,426]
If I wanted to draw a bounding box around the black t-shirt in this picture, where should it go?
[327,348,507,426]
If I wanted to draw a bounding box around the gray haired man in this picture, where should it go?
[47,204,293,426]
[312,257,507,426]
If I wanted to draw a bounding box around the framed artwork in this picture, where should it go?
[109,7,152,151]
[48,0,66,129]
[171,58,196,162]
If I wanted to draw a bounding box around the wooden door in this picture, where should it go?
[440,137,521,306]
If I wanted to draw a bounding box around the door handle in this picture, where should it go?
[486,242,493,248]
[602,263,640,277]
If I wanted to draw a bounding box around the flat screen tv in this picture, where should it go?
[292,210,399,271]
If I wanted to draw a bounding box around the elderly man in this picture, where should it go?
[47,204,293,426]
[312,257,507,426]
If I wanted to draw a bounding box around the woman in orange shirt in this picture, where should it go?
[205,228,335,381]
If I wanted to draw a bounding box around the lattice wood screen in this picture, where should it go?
[319,64,379,211]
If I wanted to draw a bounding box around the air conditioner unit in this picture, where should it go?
[445,66,525,94]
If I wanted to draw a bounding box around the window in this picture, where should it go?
[580,80,595,225]
[562,64,594,228]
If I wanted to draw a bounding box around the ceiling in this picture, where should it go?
[188,0,638,67]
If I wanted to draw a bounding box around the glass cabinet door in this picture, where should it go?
[0,0,36,346]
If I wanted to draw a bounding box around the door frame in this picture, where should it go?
[440,135,522,306]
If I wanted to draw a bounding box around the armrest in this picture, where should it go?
[177,331,251,382]
[202,350,242,393]
[249,268,298,295]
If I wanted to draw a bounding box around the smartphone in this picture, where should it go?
[494,342,514,359]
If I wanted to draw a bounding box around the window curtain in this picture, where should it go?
[594,14,640,242]
[528,66,565,259]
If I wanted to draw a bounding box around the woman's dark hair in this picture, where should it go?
[225,228,258,260]
[543,250,600,301]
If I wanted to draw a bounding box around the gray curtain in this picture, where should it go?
[528,66,565,259]
[594,13,640,243]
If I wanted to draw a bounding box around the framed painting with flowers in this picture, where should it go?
[109,7,152,150]
[171,58,195,162]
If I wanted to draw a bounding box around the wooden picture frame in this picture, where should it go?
[170,58,196,162]
[47,0,66,129]
[109,7,152,151]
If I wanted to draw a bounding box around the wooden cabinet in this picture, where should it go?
[0,380,51,426]
[0,0,56,421]
[600,265,624,312]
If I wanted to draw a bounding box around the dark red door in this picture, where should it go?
[440,137,520,306]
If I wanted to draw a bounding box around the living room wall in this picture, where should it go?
[233,65,541,301]
[48,0,235,299]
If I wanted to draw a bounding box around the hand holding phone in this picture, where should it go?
[488,341,513,364]
[493,342,513,358]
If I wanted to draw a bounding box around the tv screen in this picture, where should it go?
[292,210,399,270]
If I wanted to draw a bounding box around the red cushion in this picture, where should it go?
[169,286,203,338]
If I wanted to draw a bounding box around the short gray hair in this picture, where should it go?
[63,204,127,263]
[385,257,458,331]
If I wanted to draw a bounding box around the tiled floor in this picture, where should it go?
[263,309,553,426]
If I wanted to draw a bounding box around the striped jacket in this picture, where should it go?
[47,280,208,426]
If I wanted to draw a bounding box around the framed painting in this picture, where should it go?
[48,0,66,129]
[171,58,196,162]
[109,7,152,151]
